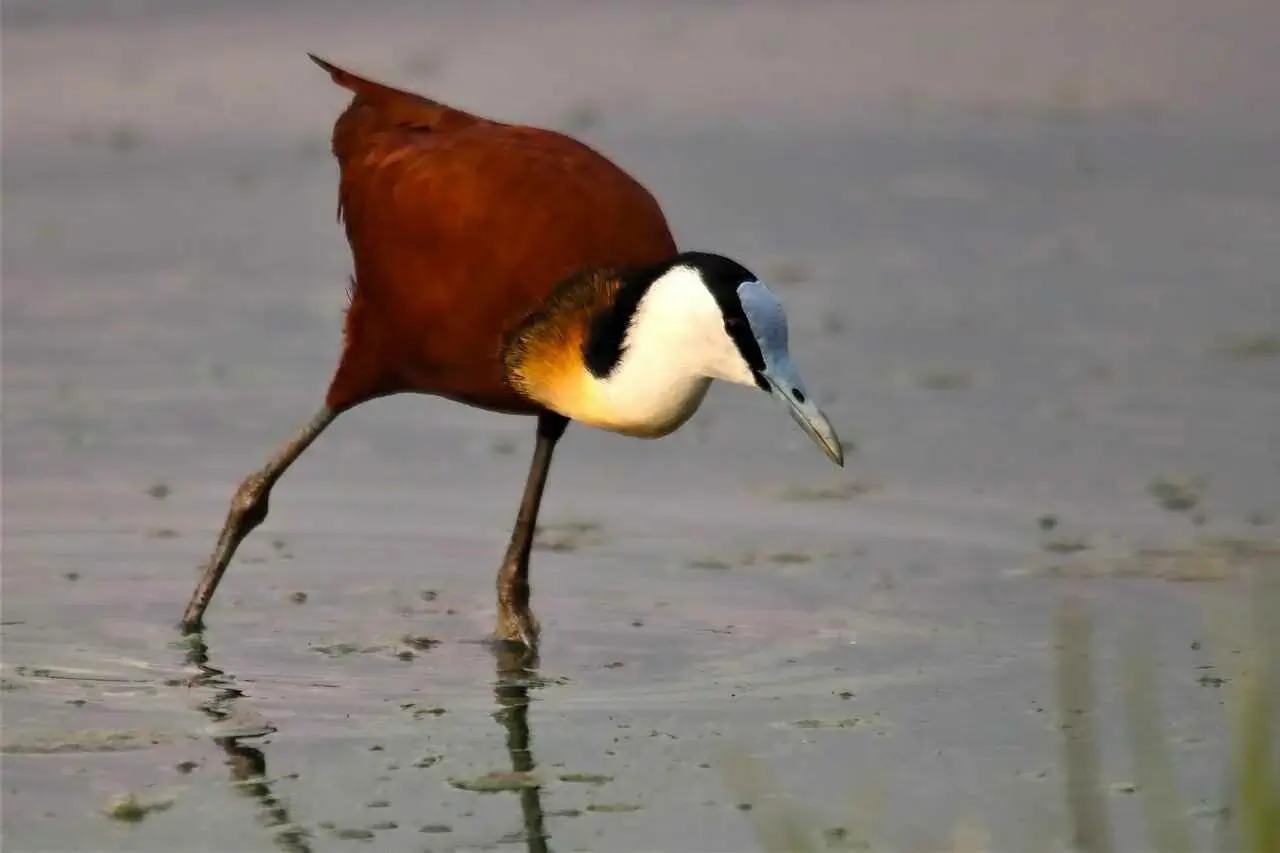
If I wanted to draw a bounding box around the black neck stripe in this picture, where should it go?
[581,251,767,384]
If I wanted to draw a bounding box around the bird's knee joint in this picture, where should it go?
[229,472,270,527]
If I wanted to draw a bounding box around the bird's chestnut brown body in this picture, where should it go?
[181,56,681,651]
[315,56,678,414]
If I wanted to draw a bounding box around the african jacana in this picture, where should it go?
[180,55,842,650]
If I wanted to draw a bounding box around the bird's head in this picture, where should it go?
[505,251,844,467]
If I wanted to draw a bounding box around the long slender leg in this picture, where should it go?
[494,412,568,649]
[180,406,337,633]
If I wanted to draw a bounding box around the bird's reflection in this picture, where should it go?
[491,643,551,853]
[181,636,555,853]
[183,636,311,853]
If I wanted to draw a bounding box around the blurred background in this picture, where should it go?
[3,2,1278,851]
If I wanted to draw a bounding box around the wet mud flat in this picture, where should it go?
[3,526,1270,852]
[4,1,1280,851]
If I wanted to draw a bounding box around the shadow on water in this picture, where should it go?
[181,636,553,853]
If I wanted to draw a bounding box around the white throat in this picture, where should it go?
[587,265,754,437]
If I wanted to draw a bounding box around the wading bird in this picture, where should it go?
[180,55,843,650]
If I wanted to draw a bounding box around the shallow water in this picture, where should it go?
[4,2,1279,851]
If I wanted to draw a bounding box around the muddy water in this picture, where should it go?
[4,2,1279,851]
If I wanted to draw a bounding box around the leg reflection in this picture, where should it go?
[184,636,311,853]
[493,646,550,853]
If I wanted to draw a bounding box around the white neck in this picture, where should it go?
[582,265,754,438]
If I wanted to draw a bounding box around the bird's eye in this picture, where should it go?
[791,388,806,404]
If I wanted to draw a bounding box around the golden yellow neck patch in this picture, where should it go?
[502,268,619,414]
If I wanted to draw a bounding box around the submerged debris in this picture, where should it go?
[1042,536,1280,582]
[411,706,447,719]
[103,793,173,823]
[585,802,642,813]
[1042,535,1091,555]
[4,729,182,755]
[790,717,876,730]
[400,634,440,652]
[1148,474,1207,513]
[310,642,384,657]
[548,808,583,818]
[449,771,540,792]
[558,772,614,785]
